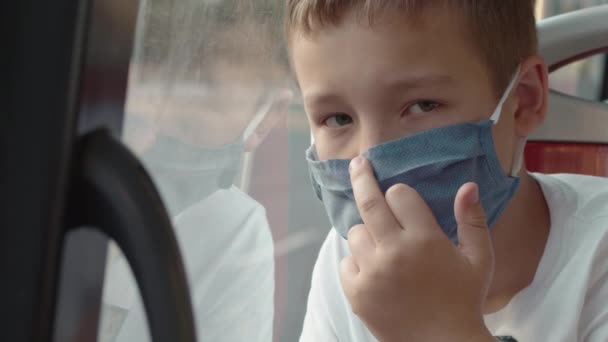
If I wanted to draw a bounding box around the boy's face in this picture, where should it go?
[292,7,518,172]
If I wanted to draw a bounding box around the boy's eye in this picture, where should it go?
[407,100,440,114]
[325,113,353,128]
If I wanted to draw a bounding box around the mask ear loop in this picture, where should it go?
[242,94,274,142]
[488,65,525,177]
[239,93,278,192]
[489,65,521,123]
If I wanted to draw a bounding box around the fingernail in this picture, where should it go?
[349,156,364,173]
[471,183,480,204]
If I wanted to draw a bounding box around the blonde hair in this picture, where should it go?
[285,0,538,96]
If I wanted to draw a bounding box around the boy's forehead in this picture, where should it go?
[291,7,489,96]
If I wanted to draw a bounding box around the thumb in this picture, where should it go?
[454,183,494,278]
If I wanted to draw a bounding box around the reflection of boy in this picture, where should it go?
[99,90,291,342]
[286,1,608,341]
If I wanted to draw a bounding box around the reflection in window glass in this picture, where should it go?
[537,0,608,101]
[97,1,312,341]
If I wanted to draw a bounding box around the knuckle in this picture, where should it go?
[339,257,348,271]
[349,167,363,182]
[339,257,355,278]
[347,226,369,250]
[466,212,488,229]
[359,195,380,213]
[348,280,370,316]
[350,298,364,316]
[348,223,364,237]
[385,183,410,203]
[347,224,366,240]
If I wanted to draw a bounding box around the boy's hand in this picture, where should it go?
[340,156,496,342]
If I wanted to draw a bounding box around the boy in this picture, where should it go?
[286,1,608,341]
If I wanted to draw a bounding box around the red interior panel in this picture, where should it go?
[525,142,608,177]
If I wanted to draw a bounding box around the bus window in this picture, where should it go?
[538,0,608,101]
[97,1,299,341]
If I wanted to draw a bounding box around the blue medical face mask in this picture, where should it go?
[306,68,525,242]
[131,97,272,216]
[141,134,243,216]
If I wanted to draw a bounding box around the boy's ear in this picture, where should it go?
[513,55,549,137]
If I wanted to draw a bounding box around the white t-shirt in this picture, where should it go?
[300,173,608,342]
[99,187,275,342]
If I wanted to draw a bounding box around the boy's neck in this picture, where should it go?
[483,171,551,314]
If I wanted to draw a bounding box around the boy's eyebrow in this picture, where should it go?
[383,74,456,91]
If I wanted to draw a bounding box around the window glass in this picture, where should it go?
[97,1,320,341]
[538,0,608,101]
[97,1,608,342]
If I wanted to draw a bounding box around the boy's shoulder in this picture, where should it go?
[501,173,608,341]
[532,173,608,224]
